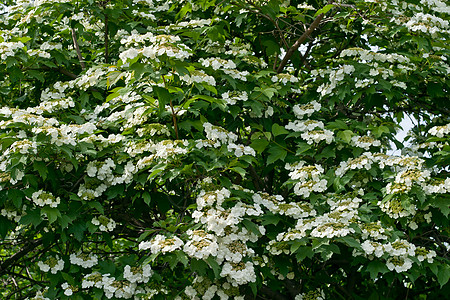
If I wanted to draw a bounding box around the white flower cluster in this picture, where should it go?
[292,101,322,119]
[378,195,416,219]
[286,162,328,197]
[421,0,450,14]
[422,178,450,194]
[386,169,431,194]
[187,187,263,286]
[301,129,334,145]
[75,67,109,90]
[1,208,22,222]
[37,256,64,274]
[82,272,138,299]
[360,222,390,240]
[31,190,60,208]
[429,123,450,137]
[135,140,188,167]
[350,135,381,150]
[285,101,332,144]
[119,34,192,63]
[270,194,361,254]
[183,230,219,259]
[220,261,256,286]
[136,123,171,137]
[86,158,116,181]
[314,64,355,96]
[139,234,184,254]
[0,41,25,60]
[181,276,243,300]
[271,73,299,84]
[179,70,216,86]
[222,69,250,81]
[295,289,325,300]
[403,12,449,35]
[221,91,248,105]
[26,290,51,300]
[31,122,97,147]
[285,119,324,132]
[123,264,152,283]
[200,57,236,70]
[227,143,256,157]
[69,252,98,268]
[91,215,117,232]
[340,48,410,64]
[203,122,238,147]
[61,282,77,296]
[335,153,424,177]
[121,104,149,130]
[167,19,212,30]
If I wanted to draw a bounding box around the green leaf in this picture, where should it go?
[261,214,281,225]
[41,206,61,224]
[231,167,246,178]
[88,201,104,214]
[59,215,73,229]
[272,123,289,136]
[337,236,361,249]
[242,218,261,236]
[337,130,354,143]
[154,86,171,115]
[314,4,334,17]
[190,259,208,276]
[432,197,450,217]
[28,70,45,83]
[20,209,43,227]
[143,192,151,206]
[250,138,270,153]
[175,251,189,267]
[296,246,314,261]
[8,189,23,209]
[33,161,48,181]
[366,261,389,280]
[206,256,221,278]
[0,216,15,239]
[102,232,113,249]
[267,146,287,165]
[433,263,450,287]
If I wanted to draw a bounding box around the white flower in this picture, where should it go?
[123,264,152,283]
[386,256,413,273]
[350,135,381,150]
[119,48,139,62]
[31,190,60,208]
[69,252,98,268]
[301,129,334,144]
[91,216,116,232]
[220,261,256,286]
[37,256,64,274]
[139,235,184,254]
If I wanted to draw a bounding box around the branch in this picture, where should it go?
[260,285,289,300]
[104,13,109,64]
[5,271,48,286]
[58,67,78,79]
[276,13,325,73]
[71,27,86,70]
[0,239,42,275]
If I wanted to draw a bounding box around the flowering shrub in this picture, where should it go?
[0,0,449,299]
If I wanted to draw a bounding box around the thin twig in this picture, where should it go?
[104,13,109,64]
[71,27,86,70]
[277,12,325,73]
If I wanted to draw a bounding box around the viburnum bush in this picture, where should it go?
[0,0,449,299]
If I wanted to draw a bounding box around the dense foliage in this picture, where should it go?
[0,0,449,299]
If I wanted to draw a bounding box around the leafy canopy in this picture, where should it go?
[0,0,449,299]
